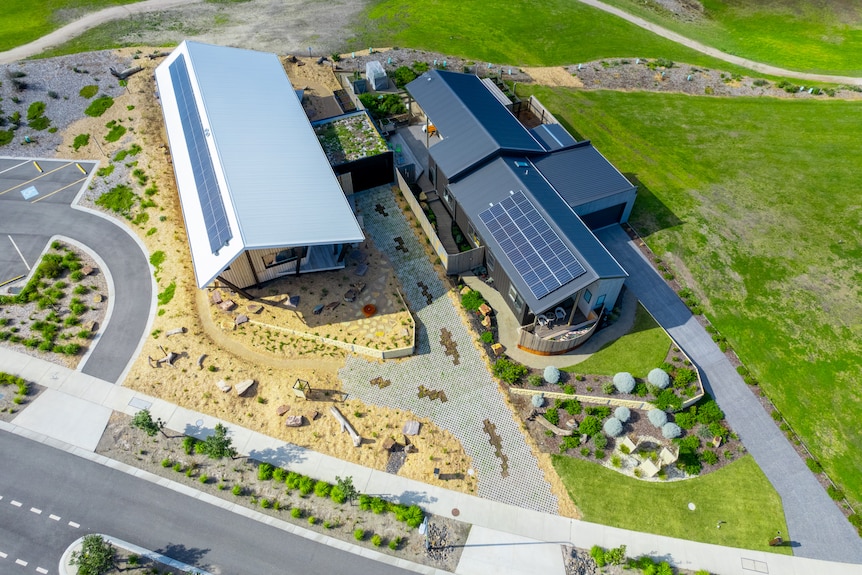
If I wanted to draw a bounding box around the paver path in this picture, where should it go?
[339,186,558,514]
[574,0,862,85]
[596,225,862,564]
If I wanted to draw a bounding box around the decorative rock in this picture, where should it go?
[219,299,236,311]
[382,437,396,452]
[246,304,263,314]
[211,291,223,304]
[308,410,319,421]
[285,415,304,427]
[479,303,492,316]
[276,405,290,416]
[460,285,471,295]
[481,315,492,328]
[92,293,103,303]
[81,265,94,276]
[235,314,249,325]
[85,320,98,332]
[165,327,186,337]
[196,354,206,369]
[402,420,420,436]
[235,379,255,396]
[216,380,231,393]
[491,343,504,356]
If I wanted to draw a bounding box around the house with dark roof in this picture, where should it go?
[406,70,636,353]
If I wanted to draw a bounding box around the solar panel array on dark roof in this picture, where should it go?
[169,54,232,254]
[479,191,586,300]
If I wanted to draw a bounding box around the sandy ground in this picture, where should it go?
[523,67,584,88]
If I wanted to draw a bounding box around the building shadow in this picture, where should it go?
[624,172,683,234]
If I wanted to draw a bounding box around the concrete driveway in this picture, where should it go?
[0,157,153,383]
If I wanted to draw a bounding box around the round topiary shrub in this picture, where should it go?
[662,422,682,439]
[544,365,560,384]
[648,368,671,389]
[648,408,668,427]
[614,406,630,423]
[531,393,545,408]
[603,417,623,437]
[613,372,635,394]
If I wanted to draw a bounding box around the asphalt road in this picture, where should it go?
[0,430,416,575]
[1,197,152,383]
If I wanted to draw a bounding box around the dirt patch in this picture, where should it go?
[523,67,584,88]
[97,411,469,572]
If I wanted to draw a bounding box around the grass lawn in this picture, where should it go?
[355,0,754,74]
[0,0,140,52]
[597,0,862,76]
[525,86,862,513]
[553,454,790,553]
[563,303,670,377]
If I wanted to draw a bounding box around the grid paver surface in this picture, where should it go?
[339,186,558,514]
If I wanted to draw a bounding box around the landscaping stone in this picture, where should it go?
[216,380,231,393]
[402,421,420,436]
[218,300,236,312]
[235,379,254,396]
[276,404,290,416]
[285,415,303,427]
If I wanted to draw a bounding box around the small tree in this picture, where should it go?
[543,365,560,384]
[603,417,623,437]
[131,408,164,437]
[336,475,358,505]
[648,368,670,389]
[614,406,630,423]
[662,422,682,439]
[70,534,115,575]
[613,372,635,394]
[647,409,668,428]
[198,423,236,459]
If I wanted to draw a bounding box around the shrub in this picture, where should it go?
[480,331,494,344]
[330,485,346,503]
[291,507,302,518]
[602,382,615,395]
[648,368,670,389]
[827,485,844,501]
[272,467,286,482]
[590,545,607,567]
[371,534,382,547]
[614,406,630,423]
[562,384,575,394]
[104,121,126,142]
[392,66,418,88]
[358,93,406,118]
[396,504,424,528]
[702,450,718,465]
[544,365,560,384]
[298,475,315,496]
[593,433,608,450]
[806,458,823,473]
[370,497,387,514]
[197,423,236,459]
[389,537,401,550]
[285,471,302,489]
[579,415,601,437]
[603,417,623,437]
[674,367,697,385]
[613,372,635,393]
[586,406,612,419]
[257,463,274,481]
[560,398,581,416]
[260,498,271,509]
[648,409,668,427]
[696,399,724,425]
[460,289,484,311]
[544,407,560,426]
[675,410,697,430]
[73,133,90,150]
[314,480,332,498]
[95,184,136,216]
[131,409,163,437]
[160,458,171,468]
[653,389,683,411]
[528,374,543,387]
[353,528,365,541]
[560,436,579,452]
[492,357,528,385]
[662,422,681,439]
[79,85,99,98]
[85,96,114,117]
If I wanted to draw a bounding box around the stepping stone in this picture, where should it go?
[235,379,255,396]
[216,380,232,393]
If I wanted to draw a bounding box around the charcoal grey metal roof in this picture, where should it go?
[155,41,363,288]
[406,70,544,179]
[450,156,626,312]
[532,142,636,209]
[530,123,578,151]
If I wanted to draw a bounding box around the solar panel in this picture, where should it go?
[169,54,233,254]
[479,191,586,300]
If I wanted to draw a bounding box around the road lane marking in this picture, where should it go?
[31,176,87,203]
[36,568,48,574]
[15,558,27,566]
[49,514,60,521]
[7,236,31,271]
[0,162,73,196]
[10,500,22,507]
[30,507,42,514]
[68,521,80,528]
[0,160,29,175]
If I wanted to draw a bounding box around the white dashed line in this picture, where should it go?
[30,507,42,515]
[0,551,7,558]
[10,500,22,507]
[15,558,27,566]
[36,568,49,574]
[68,521,80,528]
[49,514,60,521]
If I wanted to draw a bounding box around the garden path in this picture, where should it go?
[339,186,559,514]
[596,224,862,564]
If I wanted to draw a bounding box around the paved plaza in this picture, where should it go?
[339,186,558,514]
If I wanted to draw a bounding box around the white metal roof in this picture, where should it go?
[155,41,364,288]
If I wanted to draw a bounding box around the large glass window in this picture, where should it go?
[584,289,592,303]
[508,284,524,314]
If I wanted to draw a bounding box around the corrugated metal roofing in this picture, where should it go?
[155,41,363,288]
[530,123,578,151]
[406,70,544,179]
[533,143,636,209]
[450,157,626,312]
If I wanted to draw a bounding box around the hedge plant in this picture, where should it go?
[647,409,668,427]
[614,406,630,423]
[613,372,635,394]
[544,365,560,384]
[603,417,623,437]
[648,368,670,389]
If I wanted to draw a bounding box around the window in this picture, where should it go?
[595,294,606,309]
[508,284,524,314]
[583,289,592,303]
[486,250,495,272]
[443,186,452,206]
[467,222,481,246]
[263,246,307,269]
[430,164,437,186]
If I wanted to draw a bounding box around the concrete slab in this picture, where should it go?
[455,525,566,575]
[12,388,111,451]
[56,371,113,404]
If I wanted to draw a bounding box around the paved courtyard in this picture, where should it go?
[339,186,558,514]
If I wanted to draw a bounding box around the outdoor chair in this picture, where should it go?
[555,307,566,320]
[537,314,550,327]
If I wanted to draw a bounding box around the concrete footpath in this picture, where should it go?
[1,348,860,575]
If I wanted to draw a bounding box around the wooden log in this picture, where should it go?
[197,354,206,370]
[329,406,361,447]
[166,327,186,337]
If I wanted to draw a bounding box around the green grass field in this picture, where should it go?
[355,0,753,73]
[598,0,862,76]
[525,85,862,512]
[553,454,790,553]
[0,0,140,52]
[564,303,671,377]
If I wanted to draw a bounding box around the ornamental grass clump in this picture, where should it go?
[613,372,635,394]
